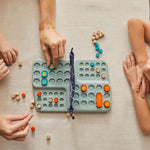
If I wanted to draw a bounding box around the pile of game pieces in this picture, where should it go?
[91,30,104,58]
[11,92,26,101]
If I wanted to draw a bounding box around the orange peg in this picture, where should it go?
[104,101,110,108]
[54,98,58,103]
[37,92,42,97]
[21,93,26,98]
[81,85,87,92]
[31,126,35,132]
[104,85,110,92]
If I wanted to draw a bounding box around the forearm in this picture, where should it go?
[131,88,150,134]
[128,18,148,64]
[39,0,55,30]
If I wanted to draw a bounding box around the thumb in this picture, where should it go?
[8,113,28,121]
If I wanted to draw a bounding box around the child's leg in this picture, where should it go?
[123,53,150,134]
[0,59,9,80]
[0,32,18,66]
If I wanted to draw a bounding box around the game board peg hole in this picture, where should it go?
[88,85,95,90]
[88,101,95,107]
[79,74,84,78]
[88,93,95,99]
[33,78,40,85]
[96,62,100,66]
[49,92,53,96]
[57,63,63,68]
[54,104,58,107]
[57,71,63,77]
[74,93,79,99]
[101,68,106,72]
[42,63,47,68]
[104,93,110,98]
[79,62,84,66]
[75,85,79,91]
[79,68,84,71]
[81,93,87,98]
[34,63,40,68]
[101,62,106,66]
[85,68,89,71]
[80,100,87,108]
[60,92,64,96]
[85,62,89,66]
[64,71,70,77]
[49,71,55,77]
[90,74,95,78]
[34,71,40,76]
[48,104,52,107]
[43,104,47,107]
[96,85,102,90]
[60,104,64,107]
[73,100,79,107]
[37,98,41,101]
[65,63,70,69]
[43,98,47,101]
[64,79,70,85]
[60,98,64,101]
[56,79,63,84]
[90,68,95,72]
[43,92,47,96]
[49,79,55,85]
[54,92,58,96]
[85,74,89,78]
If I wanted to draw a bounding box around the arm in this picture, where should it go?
[128,18,150,96]
[132,88,150,134]
[123,53,150,134]
[128,18,150,64]
[39,0,66,68]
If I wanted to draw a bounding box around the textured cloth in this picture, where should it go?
[0,0,149,150]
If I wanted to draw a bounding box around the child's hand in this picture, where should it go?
[123,53,137,90]
[0,114,33,141]
[40,25,66,68]
[0,33,18,65]
[0,59,9,80]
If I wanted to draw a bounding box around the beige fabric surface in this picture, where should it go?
[0,0,149,150]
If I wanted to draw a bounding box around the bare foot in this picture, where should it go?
[123,52,137,90]
[0,59,9,80]
[0,33,18,65]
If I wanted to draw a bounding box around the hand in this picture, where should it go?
[0,33,18,65]
[136,62,149,98]
[0,59,9,80]
[40,25,66,68]
[123,53,137,89]
[0,114,33,141]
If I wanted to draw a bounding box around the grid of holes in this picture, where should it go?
[36,90,66,109]
[33,62,71,87]
[78,62,107,80]
[73,84,111,109]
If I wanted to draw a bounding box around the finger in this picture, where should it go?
[7,113,28,121]
[11,114,33,132]
[0,59,4,64]
[14,137,26,141]
[136,74,142,92]
[58,41,64,58]
[10,49,17,63]
[2,66,9,74]
[13,48,18,56]
[122,61,128,74]
[3,69,9,77]
[126,55,132,69]
[130,52,135,66]
[51,46,58,68]
[63,38,66,54]
[5,124,29,140]
[2,52,9,65]
[42,45,51,67]
[146,79,149,94]
[141,78,146,98]
[7,51,13,65]
[0,62,6,70]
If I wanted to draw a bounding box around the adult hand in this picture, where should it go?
[0,114,33,141]
[40,25,66,68]
[0,33,18,65]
